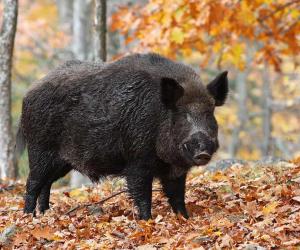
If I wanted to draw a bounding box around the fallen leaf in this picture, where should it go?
[211,172,228,181]
[136,244,157,250]
[282,239,300,246]
[220,234,233,248]
[262,201,278,216]
[31,226,55,241]
[155,214,163,223]
[292,196,300,203]
[14,233,29,245]
[291,176,300,183]
[242,243,267,250]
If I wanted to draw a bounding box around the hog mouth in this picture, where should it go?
[181,143,211,166]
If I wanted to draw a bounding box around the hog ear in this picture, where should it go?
[207,71,229,106]
[161,77,184,108]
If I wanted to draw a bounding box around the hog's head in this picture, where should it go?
[157,71,228,169]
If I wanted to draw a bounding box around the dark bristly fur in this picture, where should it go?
[17,53,228,219]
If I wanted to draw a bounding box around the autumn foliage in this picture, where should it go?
[1,159,300,249]
[111,0,300,71]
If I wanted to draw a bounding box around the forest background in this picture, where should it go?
[0,0,299,185]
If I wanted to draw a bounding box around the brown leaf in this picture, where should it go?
[282,239,300,246]
[219,234,233,248]
[136,244,157,250]
[291,176,300,183]
[31,226,55,241]
[14,233,29,245]
[292,196,300,203]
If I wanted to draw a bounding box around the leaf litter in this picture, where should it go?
[0,158,300,249]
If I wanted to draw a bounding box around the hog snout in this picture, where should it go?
[182,131,218,166]
[193,151,211,164]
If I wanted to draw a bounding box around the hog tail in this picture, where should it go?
[15,121,26,159]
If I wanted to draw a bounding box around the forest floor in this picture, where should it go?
[0,158,300,249]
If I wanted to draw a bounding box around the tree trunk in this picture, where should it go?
[55,0,74,62]
[56,0,74,60]
[94,0,107,62]
[70,0,93,187]
[228,70,248,157]
[228,42,253,158]
[0,0,18,179]
[56,0,73,26]
[72,0,93,60]
[262,63,273,156]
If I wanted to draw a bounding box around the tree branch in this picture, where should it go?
[258,0,300,22]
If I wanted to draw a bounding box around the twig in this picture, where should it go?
[89,190,127,206]
[258,0,300,22]
[111,230,125,239]
[65,188,162,215]
[65,205,81,215]
[255,0,300,37]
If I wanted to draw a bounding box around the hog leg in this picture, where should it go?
[38,163,72,213]
[24,148,54,214]
[126,166,153,220]
[159,173,189,218]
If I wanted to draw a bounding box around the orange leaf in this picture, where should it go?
[31,226,55,241]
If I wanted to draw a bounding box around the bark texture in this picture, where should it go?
[94,0,107,62]
[0,0,18,179]
[70,0,93,187]
[262,63,273,156]
[229,44,252,158]
[56,0,74,61]
[72,0,93,60]
[229,70,248,157]
[56,0,73,26]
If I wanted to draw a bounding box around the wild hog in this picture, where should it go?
[17,53,228,220]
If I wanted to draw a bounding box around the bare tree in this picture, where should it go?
[228,42,253,158]
[56,0,74,61]
[261,63,273,156]
[72,0,94,60]
[94,0,107,61]
[0,0,18,179]
[70,0,93,187]
[56,0,73,27]
[229,70,248,157]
